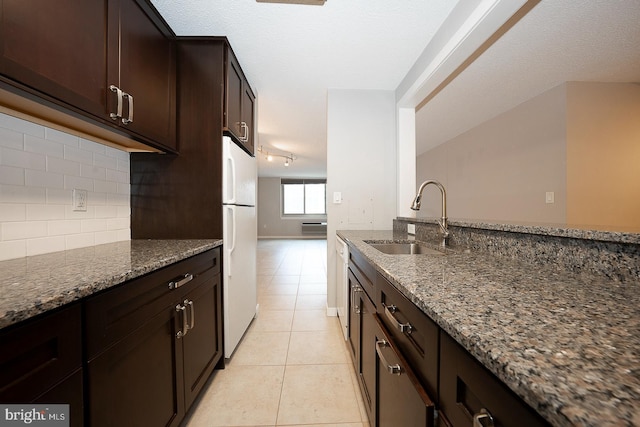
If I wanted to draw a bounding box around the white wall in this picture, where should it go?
[0,113,130,260]
[257,176,326,238]
[326,89,397,313]
[416,83,567,224]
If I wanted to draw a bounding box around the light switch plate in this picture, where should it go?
[407,223,416,235]
[545,191,554,204]
[333,192,342,204]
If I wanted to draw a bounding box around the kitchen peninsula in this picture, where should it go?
[338,222,639,427]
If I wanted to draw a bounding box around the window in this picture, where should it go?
[282,179,326,215]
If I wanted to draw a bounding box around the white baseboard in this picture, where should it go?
[326,306,337,317]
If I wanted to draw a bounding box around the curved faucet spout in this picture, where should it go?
[410,180,449,245]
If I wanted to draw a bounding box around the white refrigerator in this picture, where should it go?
[222,136,257,358]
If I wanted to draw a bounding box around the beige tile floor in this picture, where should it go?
[183,239,370,427]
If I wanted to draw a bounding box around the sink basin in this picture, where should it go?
[366,242,447,255]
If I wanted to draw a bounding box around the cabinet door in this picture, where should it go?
[112,0,176,150]
[0,0,108,118]
[241,83,255,154]
[347,269,361,362]
[87,303,185,427]
[224,51,243,142]
[0,304,82,403]
[359,289,377,425]
[439,333,549,427]
[182,273,223,410]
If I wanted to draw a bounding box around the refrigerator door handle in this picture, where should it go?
[226,154,237,204]
[226,205,236,277]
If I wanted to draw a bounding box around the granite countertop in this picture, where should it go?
[0,239,222,329]
[338,230,640,427]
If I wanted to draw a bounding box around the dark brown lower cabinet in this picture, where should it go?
[0,304,83,427]
[85,248,222,427]
[375,314,435,427]
[348,268,377,425]
[439,332,549,427]
[87,304,184,427]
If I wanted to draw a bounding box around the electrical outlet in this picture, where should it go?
[407,224,416,235]
[545,191,554,204]
[72,189,88,211]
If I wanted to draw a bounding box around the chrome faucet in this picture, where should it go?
[411,180,449,246]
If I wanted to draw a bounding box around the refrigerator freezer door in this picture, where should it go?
[223,204,257,358]
[223,136,256,206]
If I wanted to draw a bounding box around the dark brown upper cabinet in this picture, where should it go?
[224,48,255,155]
[0,0,176,152]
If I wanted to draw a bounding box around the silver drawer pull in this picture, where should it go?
[175,304,188,339]
[383,303,412,334]
[351,284,363,315]
[473,408,495,427]
[185,299,195,331]
[169,273,193,290]
[375,340,402,375]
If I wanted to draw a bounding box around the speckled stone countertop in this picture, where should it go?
[338,230,640,427]
[0,239,222,329]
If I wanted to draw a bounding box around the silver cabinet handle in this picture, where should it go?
[185,299,195,331]
[473,408,495,427]
[122,92,134,124]
[240,121,249,142]
[375,340,402,375]
[351,284,362,315]
[109,85,123,120]
[168,273,193,290]
[383,303,412,334]
[175,303,188,339]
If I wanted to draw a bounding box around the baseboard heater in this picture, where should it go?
[301,222,327,234]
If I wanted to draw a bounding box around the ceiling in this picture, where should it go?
[150,1,640,176]
[149,0,458,177]
[416,0,640,154]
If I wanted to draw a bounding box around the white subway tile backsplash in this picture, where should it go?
[95,230,119,245]
[81,218,107,233]
[94,180,118,194]
[65,233,95,250]
[1,147,46,170]
[27,236,66,256]
[94,153,118,170]
[26,204,65,221]
[45,128,80,146]
[1,184,46,204]
[64,144,93,164]
[0,127,24,149]
[25,169,64,189]
[2,221,48,240]
[0,114,44,138]
[81,164,106,180]
[0,165,24,185]
[80,137,107,154]
[0,240,26,260]
[0,112,131,260]
[0,203,26,222]
[47,156,81,176]
[64,175,94,191]
[48,219,81,236]
[25,135,64,158]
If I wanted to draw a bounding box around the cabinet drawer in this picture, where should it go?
[377,274,439,402]
[439,332,549,427]
[0,303,82,402]
[85,248,220,358]
[348,248,376,300]
[375,314,435,427]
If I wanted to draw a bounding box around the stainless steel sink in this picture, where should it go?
[366,242,447,255]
